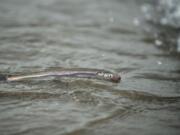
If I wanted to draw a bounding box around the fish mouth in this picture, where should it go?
[111,74,121,83]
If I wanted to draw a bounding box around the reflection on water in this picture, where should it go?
[0,0,180,135]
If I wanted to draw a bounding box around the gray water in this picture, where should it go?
[0,0,180,135]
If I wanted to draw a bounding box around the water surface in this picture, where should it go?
[0,0,180,135]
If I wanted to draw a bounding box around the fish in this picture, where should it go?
[6,68,121,83]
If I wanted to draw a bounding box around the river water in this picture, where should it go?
[0,0,180,135]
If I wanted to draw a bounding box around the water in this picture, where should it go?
[0,0,180,135]
[141,0,180,53]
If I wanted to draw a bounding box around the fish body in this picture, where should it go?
[6,68,121,83]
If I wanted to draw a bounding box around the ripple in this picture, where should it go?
[133,73,180,82]
[107,27,136,35]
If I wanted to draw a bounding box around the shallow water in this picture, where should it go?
[0,0,180,135]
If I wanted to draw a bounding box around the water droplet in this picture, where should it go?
[133,18,140,26]
[157,61,162,65]
[141,4,151,13]
[141,4,152,20]
[155,40,162,46]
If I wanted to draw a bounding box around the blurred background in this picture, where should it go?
[0,0,180,135]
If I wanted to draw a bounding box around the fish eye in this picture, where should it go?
[107,74,113,78]
[104,73,113,78]
[109,74,113,78]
